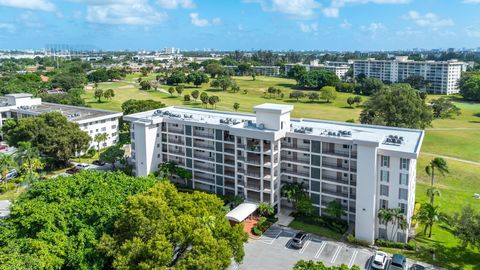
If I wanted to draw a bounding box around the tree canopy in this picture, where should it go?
[98,180,248,269]
[0,171,157,270]
[121,99,165,115]
[459,73,480,101]
[298,69,339,90]
[359,84,433,129]
[2,112,91,163]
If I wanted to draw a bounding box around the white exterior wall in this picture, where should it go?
[79,117,120,149]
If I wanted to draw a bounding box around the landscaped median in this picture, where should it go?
[288,215,347,241]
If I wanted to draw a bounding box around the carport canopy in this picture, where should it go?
[226,202,258,223]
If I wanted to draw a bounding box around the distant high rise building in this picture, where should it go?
[353,56,466,94]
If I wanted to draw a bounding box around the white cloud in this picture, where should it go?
[322,0,408,17]
[157,0,195,9]
[463,0,480,3]
[85,0,167,25]
[403,11,454,29]
[244,0,321,18]
[0,0,55,11]
[360,22,386,38]
[18,11,44,28]
[0,22,15,32]
[299,22,319,32]
[340,19,352,29]
[189,13,221,27]
[322,7,339,18]
[466,26,480,37]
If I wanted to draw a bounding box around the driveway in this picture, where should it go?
[230,226,440,270]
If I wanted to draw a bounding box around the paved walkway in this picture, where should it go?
[421,152,480,166]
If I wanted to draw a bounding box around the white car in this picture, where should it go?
[371,251,388,269]
[75,163,91,170]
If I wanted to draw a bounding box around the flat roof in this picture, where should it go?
[254,103,294,114]
[5,93,33,98]
[124,105,423,154]
[13,102,122,122]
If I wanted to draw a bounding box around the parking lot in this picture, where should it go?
[230,226,439,270]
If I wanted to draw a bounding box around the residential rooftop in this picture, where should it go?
[12,103,122,122]
[124,105,424,155]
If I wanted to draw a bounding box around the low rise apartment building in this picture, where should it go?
[284,63,350,79]
[224,65,280,76]
[124,104,423,244]
[0,94,122,149]
[353,56,466,94]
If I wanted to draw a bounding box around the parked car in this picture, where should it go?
[409,264,425,270]
[66,167,80,174]
[291,232,309,249]
[389,254,407,270]
[5,169,17,180]
[92,160,105,166]
[75,163,91,170]
[371,251,389,269]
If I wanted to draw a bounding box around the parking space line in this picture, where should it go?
[314,242,327,259]
[330,245,341,264]
[259,229,282,245]
[299,239,311,254]
[284,239,292,249]
[348,250,358,268]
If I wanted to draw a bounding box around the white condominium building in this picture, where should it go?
[124,104,424,244]
[0,94,122,149]
[353,56,466,94]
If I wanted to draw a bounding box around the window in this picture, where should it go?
[380,199,388,209]
[400,158,410,170]
[380,185,389,196]
[399,203,407,214]
[381,156,390,167]
[400,173,409,185]
[378,228,387,239]
[343,144,349,149]
[157,143,160,148]
[112,125,117,129]
[380,170,389,183]
[399,188,408,200]
[281,121,284,129]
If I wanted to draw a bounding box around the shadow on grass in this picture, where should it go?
[473,112,480,117]
[276,83,300,89]
[342,106,356,109]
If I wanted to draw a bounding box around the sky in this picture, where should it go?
[0,0,479,51]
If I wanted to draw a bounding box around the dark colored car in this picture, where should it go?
[390,254,407,270]
[409,264,425,270]
[92,160,106,166]
[291,232,309,249]
[66,167,80,174]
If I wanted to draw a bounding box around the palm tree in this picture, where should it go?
[0,153,17,191]
[416,203,440,238]
[157,161,177,180]
[389,208,405,240]
[14,141,41,182]
[425,157,449,186]
[94,133,109,151]
[378,208,394,240]
[426,187,441,205]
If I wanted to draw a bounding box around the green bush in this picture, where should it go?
[252,226,263,236]
[376,239,414,250]
[347,234,371,247]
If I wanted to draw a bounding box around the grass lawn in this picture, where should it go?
[288,219,343,241]
[422,129,480,162]
[380,155,480,270]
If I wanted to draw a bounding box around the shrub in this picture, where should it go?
[376,239,414,250]
[183,94,191,101]
[347,234,371,247]
[346,119,355,123]
[252,226,263,236]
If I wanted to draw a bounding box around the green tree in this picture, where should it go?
[233,102,240,111]
[459,74,480,101]
[293,260,360,270]
[359,84,433,129]
[425,157,449,187]
[94,88,104,102]
[347,96,355,107]
[121,99,165,115]
[211,76,235,91]
[139,80,152,90]
[378,208,394,240]
[320,86,337,103]
[416,203,441,238]
[426,187,441,205]
[209,95,220,109]
[289,90,305,101]
[308,92,320,102]
[430,98,461,119]
[0,171,157,269]
[298,70,339,89]
[3,112,91,164]
[237,62,252,76]
[99,145,124,170]
[258,202,274,217]
[0,153,16,190]
[186,71,209,87]
[205,63,225,78]
[402,75,430,90]
[98,181,248,269]
[175,85,184,96]
[357,77,384,95]
[14,141,41,182]
[449,205,480,249]
[200,92,209,108]
[353,95,362,105]
[94,132,109,151]
[191,89,200,101]
[168,86,175,96]
[325,201,345,219]
[103,89,115,101]
[286,65,307,82]
[166,70,186,85]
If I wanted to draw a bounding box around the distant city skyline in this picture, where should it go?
[0,0,479,51]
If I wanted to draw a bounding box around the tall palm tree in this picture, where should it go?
[94,133,109,151]
[378,208,393,240]
[425,157,449,187]
[0,153,17,191]
[389,208,405,240]
[426,187,441,205]
[14,141,41,183]
[158,161,177,180]
[416,203,440,238]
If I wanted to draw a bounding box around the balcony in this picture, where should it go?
[322,188,349,198]
[168,147,185,156]
[193,152,214,162]
[281,155,310,165]
[281,143,310,152]
[193,141,215,150]
[169,138,184,145]
[225,178,235,189]
[194,163,215,173]
[281,168,309,177]
[322,149,350,158]
[195,175,215,185]
[193,131,214,139]
[168,127,184,135]
[322,161,350,172]
[224,146,235,154]
[225,169,235,177]
[322,175,349,185]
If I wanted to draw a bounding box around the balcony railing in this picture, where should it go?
[193,153,214,162]
[322,189,349,198]
[322,150,350,158]
[281,169,309,177]
[193,142,215,150]
[169,139,184,145]
[168,128,184,135]
[168,148,185,155]
[281,143,310,151]
[194,164,215,173]
[322,176,349,185]
[195,175,215,184]
[193,131,214,139]
[281,155,310,165]
[322,162,350,171]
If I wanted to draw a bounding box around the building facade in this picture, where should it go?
[284,63,350,80]
[224,65,280,77]
[0,94,122,150]
[124,104,423,244]
[353,56,466,94]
